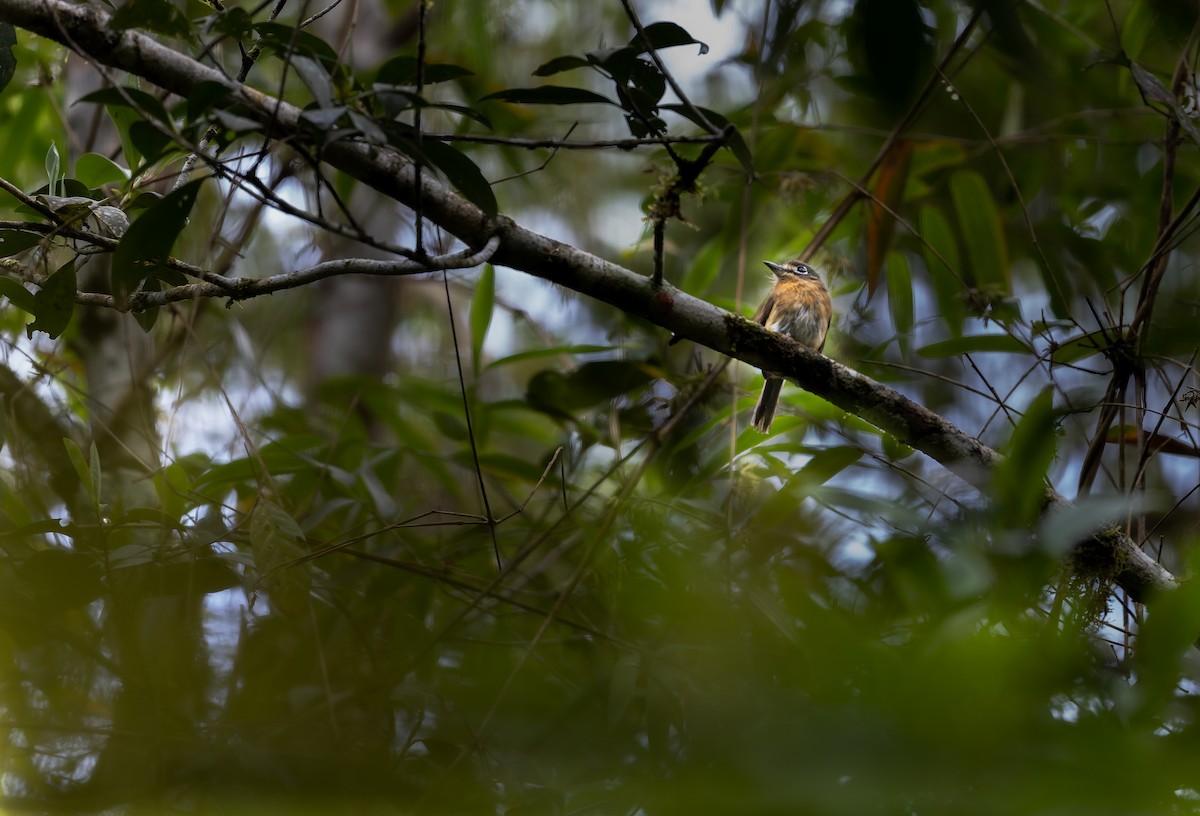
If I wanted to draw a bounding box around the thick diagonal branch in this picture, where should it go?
[0,0,1177,603]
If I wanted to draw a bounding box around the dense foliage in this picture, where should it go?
[0,0,1199,812]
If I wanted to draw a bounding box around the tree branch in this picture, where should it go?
[0,0,1177,603]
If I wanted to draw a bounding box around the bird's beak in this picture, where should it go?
[764,261,784,276]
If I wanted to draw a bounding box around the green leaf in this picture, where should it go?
[134,278,161,331]
[950,170,1009,291]
[480,86,616,106]
[63,437,101,510]
[128,120,175,164]
[209,6,255,40]
[485,345,616,371]
[0,277,35,313]
[917,334,1029,358]
[886,250,914,355]
[532,55,590,77]
[0,229,43,258]
[44,142,61,198]
[80,85,172,124]
[75,152,129,189]
[919,206,964,337]
[629,21,709,54]
[253,22,340,69]
[527,360,659,415]
[250,499,311,616]
[798,446,863,486]
[184,80,233,123]
[375,56,474,85]
[470,265,495,376]
[661,104,753,176]
[110,0,191,38]
[993,388,1056,524]
[26,259,76,340]
[417,139,497,217]
[0,23,16,96]
[112,179,202,308]
[1048,331,1106,365]
[292,54,335,108]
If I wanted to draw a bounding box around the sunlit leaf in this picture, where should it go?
[485,345,616,371]
[292,54,335,108]
[75,152,130,189]
[415,139,497,216]
[798,445,862,486]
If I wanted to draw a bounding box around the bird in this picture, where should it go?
[751,259,832,433]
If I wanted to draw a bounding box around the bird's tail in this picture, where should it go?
[752,377,783,433]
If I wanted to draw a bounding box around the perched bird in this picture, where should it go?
[751,260,832,433]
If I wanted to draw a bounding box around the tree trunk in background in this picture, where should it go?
[305,2,421,413]
[64,54,210,805]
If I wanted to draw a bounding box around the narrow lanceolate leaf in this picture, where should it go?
[470,264,495,376]
[480,86,616,106]
[62,437,100,509]
[950,170,1009,292]
[799,446,863,486]
[994,388,1057,524]
[885,250,914,356]
[375,55,473,85]
[418,140,498,217]
[919,206,964,337]
[661,104,754,177]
